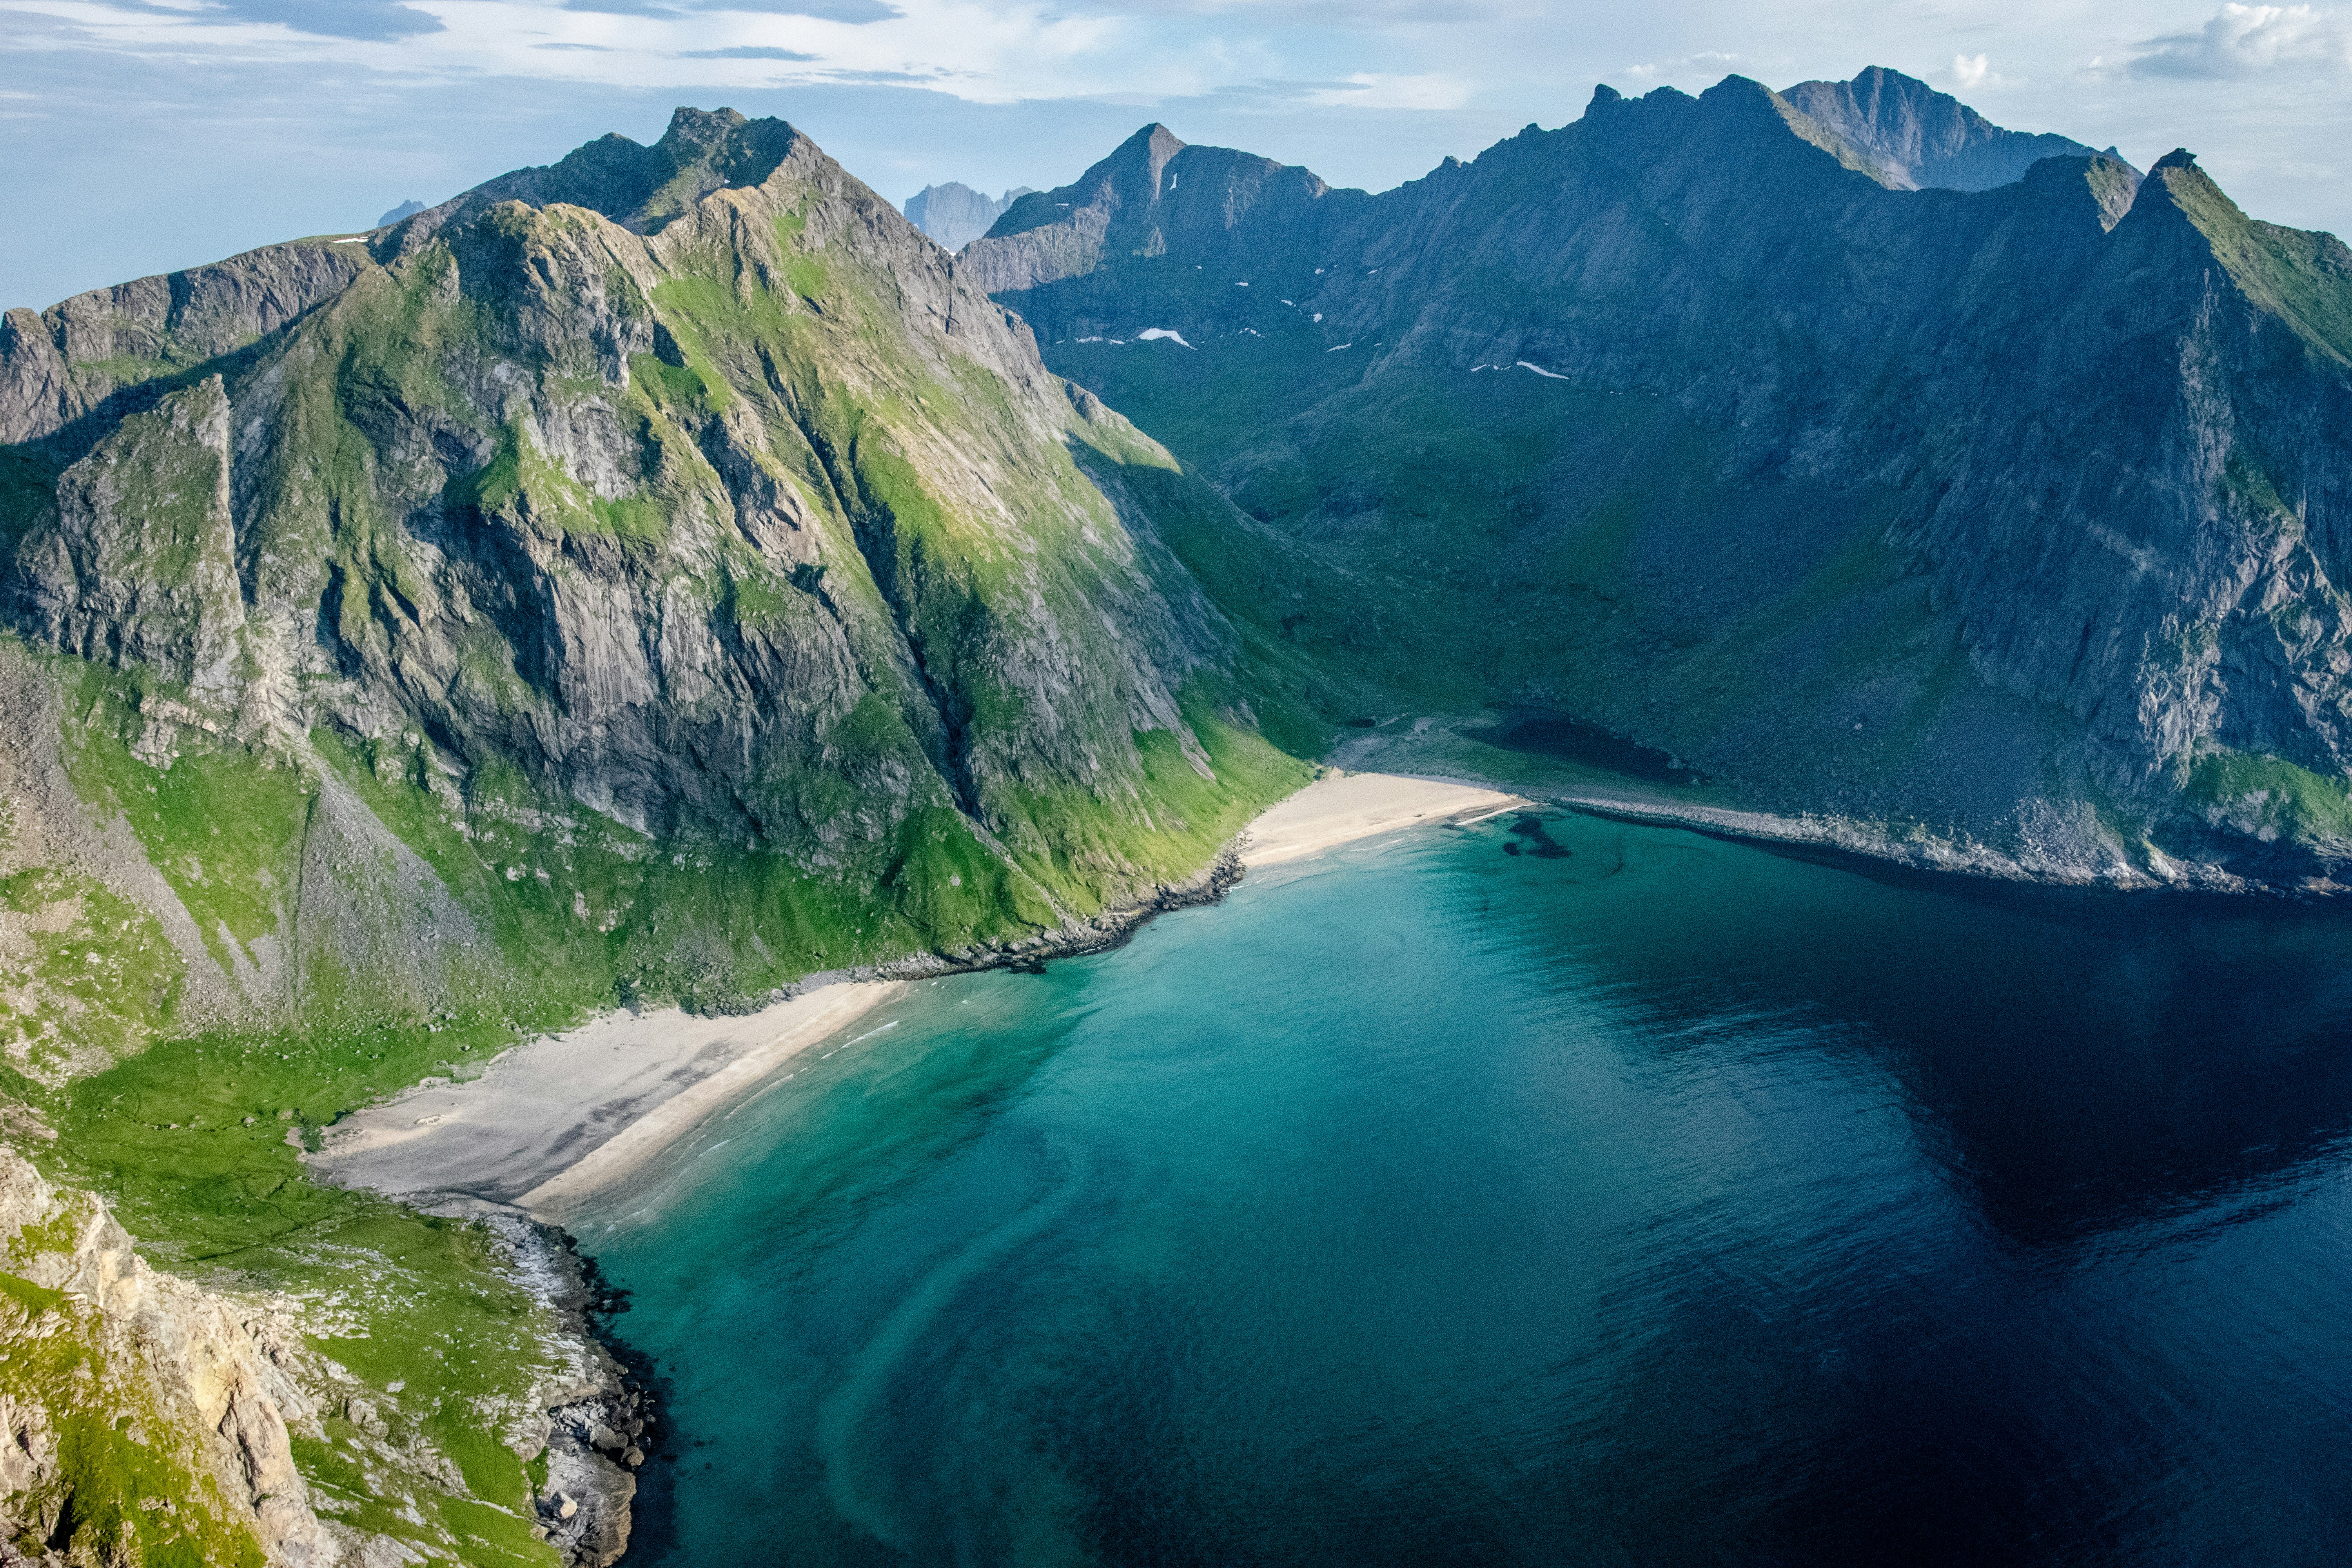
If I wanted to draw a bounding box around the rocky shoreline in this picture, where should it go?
[419,1198,664,1566]
[818,848,1249,991]
[1537,787,2328,898]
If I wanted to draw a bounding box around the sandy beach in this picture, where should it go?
[1241,771,1524,867]
[309,981,904,1218]
[312,771,1524,1220]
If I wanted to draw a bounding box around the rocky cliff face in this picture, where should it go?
[971,72,2352,886]
[0,1142,326,1564]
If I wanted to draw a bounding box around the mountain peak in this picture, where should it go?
[1780,66,2111,191]
[665,104,747,136]
[905,181,1037,251]
[427,106,803,238]
[1114,123,1189,191]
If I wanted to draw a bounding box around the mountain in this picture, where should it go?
[376,198,427,227]
[904,181,1036,252]
[0,104,1305,1564]
[1780,65,2113,190]
[1,104,1303,1016]
[965,72,2352,889]
[962,123,1335,297]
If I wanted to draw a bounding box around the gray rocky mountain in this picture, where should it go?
[1780,65,2114,191]
[967,73,2352,888]
[904,181,1036,251]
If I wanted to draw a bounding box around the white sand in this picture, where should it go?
[1241,771,1525,867]
[312,771,1523,1219]
[309,982,902,1218]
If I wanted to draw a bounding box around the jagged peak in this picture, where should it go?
[2126,145,2352,367]
[664,105,748,139]
[413,107,806,243]
[1108,123,1189,197]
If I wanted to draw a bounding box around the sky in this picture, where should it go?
[4,0,2350,311]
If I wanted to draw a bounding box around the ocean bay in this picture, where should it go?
[577,813,2352,1566]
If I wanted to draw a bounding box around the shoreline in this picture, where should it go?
[310,770,1524,1223]
[1534,786,2278,896]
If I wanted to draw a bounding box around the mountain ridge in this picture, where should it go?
[1781,64,2116,191]
[969,69,2352,887]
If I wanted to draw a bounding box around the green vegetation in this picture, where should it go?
[2184,750,2352,843]
[0,867,185,1074]
[62,673,315,967]
[2160,161,2352,368]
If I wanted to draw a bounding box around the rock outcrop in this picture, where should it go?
[0,1144,329,1564]
[12,376,245,699]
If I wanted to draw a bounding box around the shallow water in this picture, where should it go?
[573,813,2352,1566]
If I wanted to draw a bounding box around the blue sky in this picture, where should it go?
[5,0,2349,310]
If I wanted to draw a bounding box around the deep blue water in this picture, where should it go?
[573,812,2352,1566]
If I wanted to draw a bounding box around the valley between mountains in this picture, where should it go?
[1,63,2349,1565]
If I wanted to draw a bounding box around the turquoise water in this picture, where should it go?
[574,813,2352,1565]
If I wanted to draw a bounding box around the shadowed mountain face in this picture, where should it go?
[961,123,1341,296]
[904,182,1036,252]
[967,72,2352,887]
[1781,65,2113,191]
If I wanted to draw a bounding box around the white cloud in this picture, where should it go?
[1952,51,1988,87]
[1620,50,1739,83]
[2129,4,2352,80]
[0,0,1499,108]
[1294,71,1469,110]
[0,0,1167,102]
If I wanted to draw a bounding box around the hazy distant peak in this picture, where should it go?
[376,198,426,228]
[904,181,1036,252]
[1779,65,2116,192]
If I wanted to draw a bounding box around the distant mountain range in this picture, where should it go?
[375,198,426,227]
[903,181,1036,251]
[962,66,2352,889]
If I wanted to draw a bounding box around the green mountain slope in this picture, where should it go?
[0,106,1309,1564]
